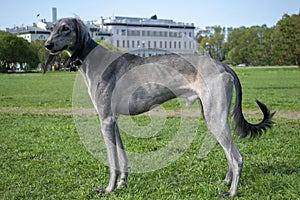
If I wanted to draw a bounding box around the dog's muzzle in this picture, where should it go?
[45,42,68,54]
[45,42,54,51]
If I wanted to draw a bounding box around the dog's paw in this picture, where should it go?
[117,180,128,189]
[94,188,107,194]
[220,191,231,198]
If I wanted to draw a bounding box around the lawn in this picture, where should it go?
[0,68,299,199]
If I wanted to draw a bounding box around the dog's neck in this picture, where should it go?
[78,39,98,61]
[67,39,98,67]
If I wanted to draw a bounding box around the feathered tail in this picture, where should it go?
[227,67,275,138]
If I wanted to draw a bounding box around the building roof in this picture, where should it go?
[102,16,195,29]
[6,26,50,35]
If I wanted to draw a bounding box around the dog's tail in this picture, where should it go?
[227,67,275,138]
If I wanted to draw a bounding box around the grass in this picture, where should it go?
[0,67,299,199]
[233,67,300,112]
[0,72,75,108]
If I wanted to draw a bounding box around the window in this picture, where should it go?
[165,41,167,48]
[132,40,135,48]
[178,41,181,49]
[169,41,172,49]
[137,40,140,47]
[154,41,157,48]
[174,41,176,49]
[127,40,130,48]
[160,41,163,48]
[148,41,151,48]
[121,29,126,36]
[122,40,125,48]
[116,40,120,48]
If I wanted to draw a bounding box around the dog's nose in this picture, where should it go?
[45,42,54,50]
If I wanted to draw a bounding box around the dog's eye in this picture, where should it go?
[62,25,70,32]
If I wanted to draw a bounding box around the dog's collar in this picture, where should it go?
[78,39,98,62]
[66,39,98,68]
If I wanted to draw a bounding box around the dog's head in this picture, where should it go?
[44,18,90,72]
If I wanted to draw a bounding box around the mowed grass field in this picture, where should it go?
[0,67,299,200]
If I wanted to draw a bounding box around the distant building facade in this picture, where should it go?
[85,21,112,43]
[96,15,198,56]
[6,25,50,42]
[5,11,198,57]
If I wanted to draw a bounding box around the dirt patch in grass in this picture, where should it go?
[0,106,299,119]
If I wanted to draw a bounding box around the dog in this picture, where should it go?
[45,18,274,197]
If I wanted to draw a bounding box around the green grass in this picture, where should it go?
[0,68,299,199]
[234,67,300,112]
[0,72,75,108]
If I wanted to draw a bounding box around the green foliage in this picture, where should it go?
[197,12,300,66]
[198,26,226,61]
[276,14,300,66]
[30,41,47,64]
[0,32,39,69]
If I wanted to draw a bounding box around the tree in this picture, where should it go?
[30,40,48,65]
[276,13,300,66]
[196,12,300,66]
[0,31,39,70]
[197,26,226,61]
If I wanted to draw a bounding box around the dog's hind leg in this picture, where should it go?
[200,73,243,197]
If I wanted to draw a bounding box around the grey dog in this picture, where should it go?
[45,18,274,197]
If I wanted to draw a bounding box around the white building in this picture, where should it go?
[6,25,50,42]
[96,15,198,57]
[85,22,112,42]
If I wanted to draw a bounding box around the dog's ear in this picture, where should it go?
[73,18,85,46]
[64,18,88,69]
[63,18,81,68]
[44,54,56,73]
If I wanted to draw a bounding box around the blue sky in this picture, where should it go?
[1,0,299,30]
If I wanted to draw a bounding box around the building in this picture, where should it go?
[6,25,50,42]
[96,15,198,56]
[5,10,198,57]
[85,21,112,42]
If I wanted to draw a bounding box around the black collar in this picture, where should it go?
[78,39,98,61]
[67,39,98,67]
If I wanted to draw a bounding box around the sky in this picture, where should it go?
[1,0,299,30]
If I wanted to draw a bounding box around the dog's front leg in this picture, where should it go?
[95,116,120,194]
[115,122,129,188]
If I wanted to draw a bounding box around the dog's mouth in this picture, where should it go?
[44,45,69,73]
[49,45,68,54]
